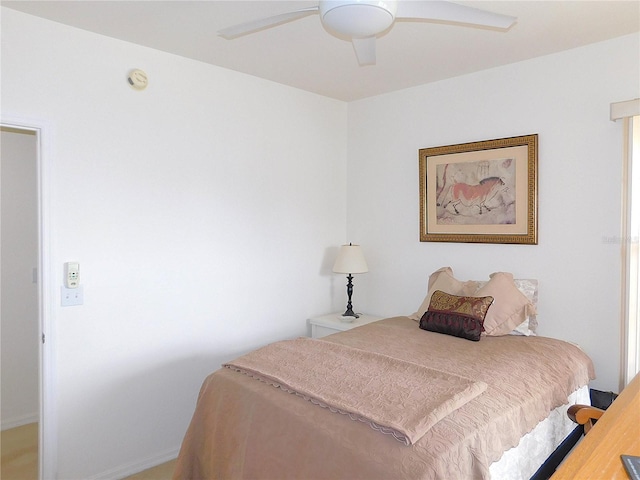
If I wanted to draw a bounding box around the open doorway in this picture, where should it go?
[1,119,55,480]
[1,125,39,479]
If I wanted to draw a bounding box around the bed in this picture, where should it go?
[173,269,595,480]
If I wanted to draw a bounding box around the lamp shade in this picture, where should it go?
[332,244,368,274]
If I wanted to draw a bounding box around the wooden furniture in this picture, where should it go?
[566,404,605,434]
[551,372,640,479]
[308,312,383,338]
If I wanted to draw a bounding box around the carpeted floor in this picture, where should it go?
[1,423,176,480]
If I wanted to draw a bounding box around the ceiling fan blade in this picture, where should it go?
[396,1,516,30]
[218,7,319,39]
[352,36,376,66]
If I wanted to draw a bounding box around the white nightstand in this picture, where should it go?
[308,313,383,339]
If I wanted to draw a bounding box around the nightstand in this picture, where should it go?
[308,313,383,339]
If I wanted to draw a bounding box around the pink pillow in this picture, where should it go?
[409,267,477,321]
[474,272,536,336]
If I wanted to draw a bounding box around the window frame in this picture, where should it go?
[611,99,640,388]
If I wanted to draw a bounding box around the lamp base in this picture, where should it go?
[341,274,360,319]
[341,308,360,319]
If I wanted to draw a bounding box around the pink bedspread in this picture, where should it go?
[224,337,487,445]
[174,316,594,480]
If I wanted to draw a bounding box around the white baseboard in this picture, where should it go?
[87,446,180,480]
[1,412,39,431]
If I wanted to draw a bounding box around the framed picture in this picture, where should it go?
[419,134,538,244]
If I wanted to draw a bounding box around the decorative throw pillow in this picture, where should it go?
[409,267,477,321]
[468,277,539,335]
[419,290,494,342]
[474,272,536,336]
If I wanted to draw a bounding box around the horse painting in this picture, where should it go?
[435,158,515,225]
[447,176,505,214]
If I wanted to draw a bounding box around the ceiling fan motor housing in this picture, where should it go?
[319,0,397,38]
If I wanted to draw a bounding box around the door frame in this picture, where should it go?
[1,115,56,480]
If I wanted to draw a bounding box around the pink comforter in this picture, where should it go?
[224,337,487,445]
[174,316,594,480]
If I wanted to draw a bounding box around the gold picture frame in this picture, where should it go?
[419,134,538,244]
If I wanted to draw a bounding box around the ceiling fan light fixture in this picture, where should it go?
[218,0,517,66]
[320,0,397,38]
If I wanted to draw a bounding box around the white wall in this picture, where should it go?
[347,33,640,394]
[1,128,40,429]
[1,8,347,479]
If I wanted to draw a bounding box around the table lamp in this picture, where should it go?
[333,243,368,318]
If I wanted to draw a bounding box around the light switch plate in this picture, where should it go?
[61,285,83,306]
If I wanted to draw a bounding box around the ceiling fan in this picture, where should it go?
[218,0,517,66]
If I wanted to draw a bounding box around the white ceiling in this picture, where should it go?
[3,0,639,101]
